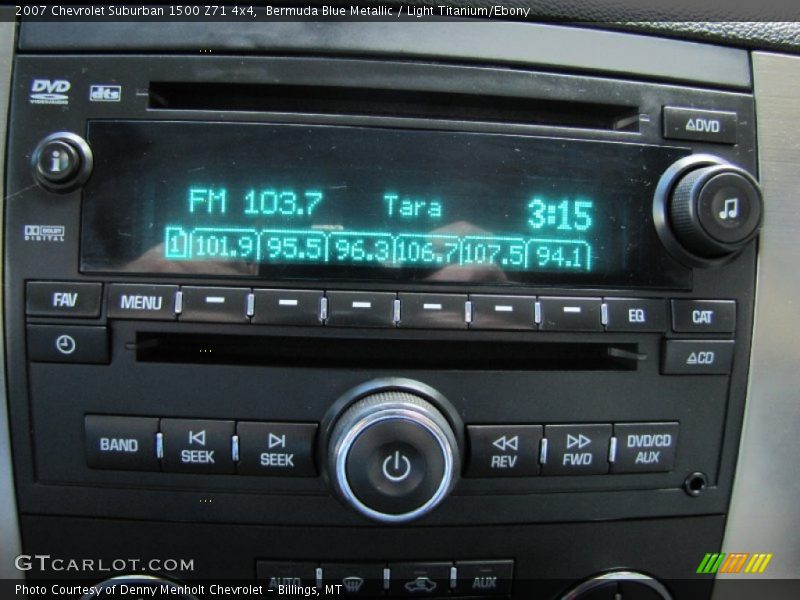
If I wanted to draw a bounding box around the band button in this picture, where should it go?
[84,415,159,471]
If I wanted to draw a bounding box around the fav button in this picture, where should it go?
[465,425,542,477]
[671,299,736,333]
[236,422,317,476]
[84,415,159,471]
[612,422,679,474]
[107,284,178,320]
[160,418,235,474]
[26,281,102,318]
[542,424,612,475]
[27,325,109,364]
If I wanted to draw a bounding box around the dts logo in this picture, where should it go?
[29,78,71,104]
[89,84,122,102]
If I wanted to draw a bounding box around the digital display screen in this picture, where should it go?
[81,121,691,288]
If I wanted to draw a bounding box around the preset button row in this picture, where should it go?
[466,422,679,477]
[27,281,737,334]
[85,416,317,475]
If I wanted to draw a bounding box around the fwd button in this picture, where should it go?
[542,424,611,475]
[161,418,235,474]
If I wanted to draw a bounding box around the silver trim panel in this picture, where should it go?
[717,51,800,587]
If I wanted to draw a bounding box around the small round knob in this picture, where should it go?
[328,390,459,523]
[562,571,672,600]
[669,164,762,258]
[31,132,93,192]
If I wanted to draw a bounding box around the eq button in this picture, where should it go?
[604,298,667,332]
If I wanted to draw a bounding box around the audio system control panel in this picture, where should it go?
[5,47,760,598]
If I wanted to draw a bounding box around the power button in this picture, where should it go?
[31,132,93,191]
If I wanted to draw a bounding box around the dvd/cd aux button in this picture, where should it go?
[326,291,396,327]
[26,281,102,318]
[252,289,324,326]
[603,298,667,332]
[85,415,159,471]
[236,422,317,476]
[160,419,235,474]
[398,293,467,329]
[542,424,611,475]
[469,295,536,330]
[466,425,542,477]
[539,297,603,331]
[107,284,178,320]
[611,422,679,473]
[179,287,250,323]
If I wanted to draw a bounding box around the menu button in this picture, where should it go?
[108,284,178,320]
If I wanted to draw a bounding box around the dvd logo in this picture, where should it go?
[29,79,71,105]
[89,84,122,102]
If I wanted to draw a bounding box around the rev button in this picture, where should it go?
[236,422,317,476]
[160,418,235,474]
[466,425,542,477]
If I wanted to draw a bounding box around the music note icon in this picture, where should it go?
[719,197,739,220]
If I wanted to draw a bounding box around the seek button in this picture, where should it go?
[236,422,317,476]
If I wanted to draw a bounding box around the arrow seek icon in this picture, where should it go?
[492,435,519,452]
[566,434,591,450]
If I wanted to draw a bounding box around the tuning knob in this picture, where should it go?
[561,571,672,600]
[667,162,762,259]
[327,384,460,523]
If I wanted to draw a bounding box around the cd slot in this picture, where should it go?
[147,82,640,132]
[134,332,639,371]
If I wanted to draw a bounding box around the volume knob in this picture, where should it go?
[668,163,762,259]
[328,388,460,523]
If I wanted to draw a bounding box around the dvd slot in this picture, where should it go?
[134,332,639,371]
[147,82,640,132]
